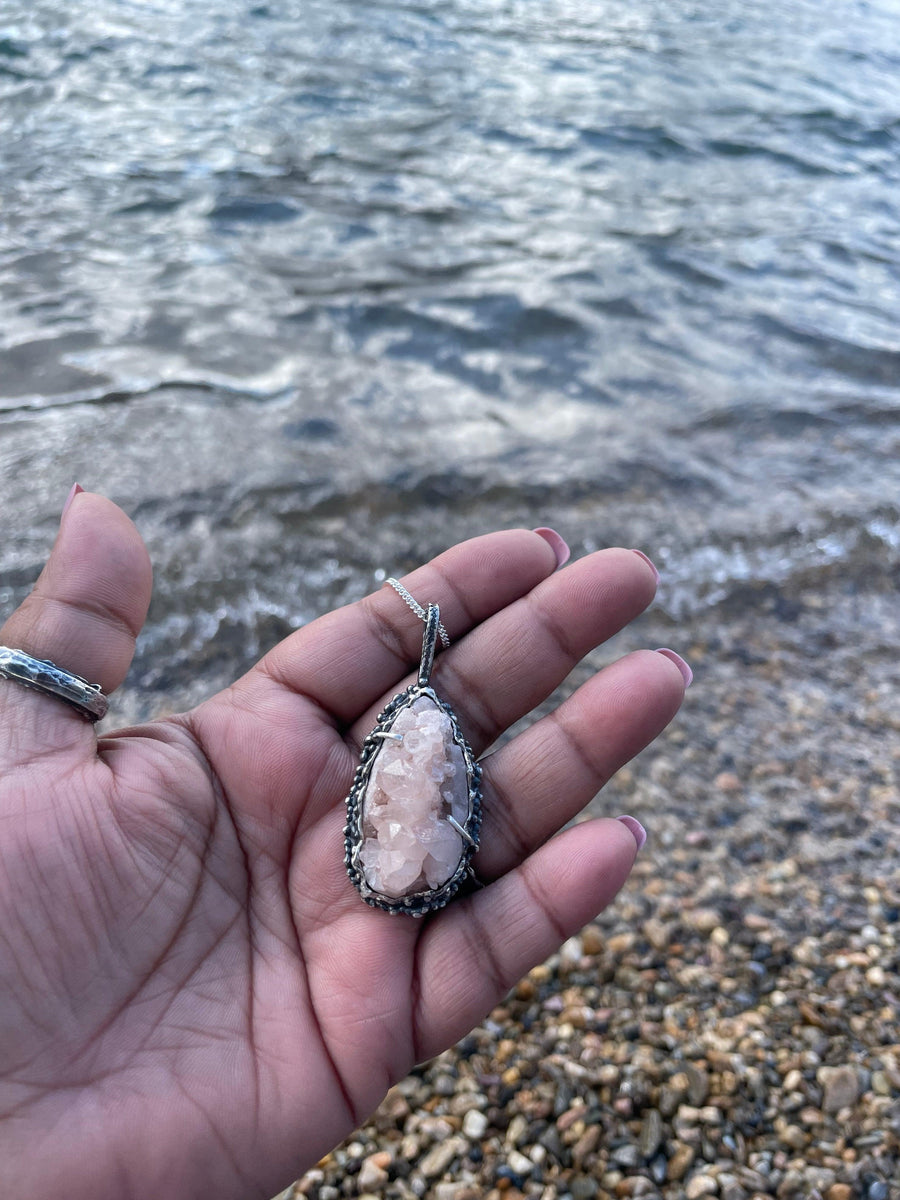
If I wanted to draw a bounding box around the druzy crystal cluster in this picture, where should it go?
[358,696,469,899]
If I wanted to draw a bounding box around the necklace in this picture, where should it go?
[344,579,482,916]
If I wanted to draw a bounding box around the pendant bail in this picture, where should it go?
[418,604,440,688]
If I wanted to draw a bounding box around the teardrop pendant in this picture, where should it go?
[344,603,482,916]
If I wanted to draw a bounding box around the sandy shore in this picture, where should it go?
[285,568,900,1200]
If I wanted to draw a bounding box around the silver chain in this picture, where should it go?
[385,578,450,648]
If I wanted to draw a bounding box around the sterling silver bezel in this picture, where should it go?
[344,683,482,917]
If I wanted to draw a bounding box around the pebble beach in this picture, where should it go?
[2,2,898,1196]
[285,566,900,1200]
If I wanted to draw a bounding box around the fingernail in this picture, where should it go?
[616,815,647,852]
[533,527,570,569]
[62,483,84,520]
[656,648,693,687]
[631,549,660,584]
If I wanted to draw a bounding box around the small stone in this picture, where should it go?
[805,1176,837,1197]
[867,1184,888,1200]
[538,1125,567,1164]
[720,1181,747,1200]
[399,1134,420,1160]
[650,1154,668,1185]
[779,1125,807,1151]
[419,1116,454,1140]
[819,1066,860,1114]
[561,1005,592,1029]
[434,1186,475,1200]
[560,934,584,963]
[606,932,636,954]
[783,1069,803,1092]
[582,925,604,955]
[688,909,722,934]
[506,1113,528,1147]
[448,1091,485,1117]
[685,1063,710,1106]
[673,1103,701,1131]
[378,1086,412,1126]
[738,1168,769,1191]
[639,1110,664,1159]
[570,1179,599,1200]
[685,1175,718,1199]
[667,1143,695,1182]
[419,1136,464,1179]
[778,1169,806,1196]
[358,1157,389,1191]
[463,1109,489,1139]
[572,1124,601,1165]
[744,912,771,930]
[557,1105,587,1133]
[632,1183,659,1198]
[611,1144,641,1169]
[825,1186,852,1200]
[644,917,673,950]
[507,1150,534,1176]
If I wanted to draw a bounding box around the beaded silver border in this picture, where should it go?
[344,683,482,917]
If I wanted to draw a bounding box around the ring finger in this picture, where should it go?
[473,647,689,881]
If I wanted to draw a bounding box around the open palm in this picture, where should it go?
[0,493,686,1200]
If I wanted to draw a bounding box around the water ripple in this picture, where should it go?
[1,0,899,706]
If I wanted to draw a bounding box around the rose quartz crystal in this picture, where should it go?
[359,695,469,899]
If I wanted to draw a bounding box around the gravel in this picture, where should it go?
[281,571,900,1200]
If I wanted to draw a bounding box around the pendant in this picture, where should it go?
[344,603,482,916]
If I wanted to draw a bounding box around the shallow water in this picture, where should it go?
[1,0,899,717]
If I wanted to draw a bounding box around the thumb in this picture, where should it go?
[0,487,152,758]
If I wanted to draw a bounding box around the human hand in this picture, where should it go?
[0,492,688,1200]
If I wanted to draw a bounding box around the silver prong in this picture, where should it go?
[373,731,403,742]
[448,814,477,847]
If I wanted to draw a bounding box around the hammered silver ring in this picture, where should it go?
[0,647,109,722]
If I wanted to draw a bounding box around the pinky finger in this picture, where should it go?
[411,817,640,1063]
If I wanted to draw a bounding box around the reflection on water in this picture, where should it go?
[1,0,899,715]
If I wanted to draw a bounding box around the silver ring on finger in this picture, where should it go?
[0,646,109,722]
